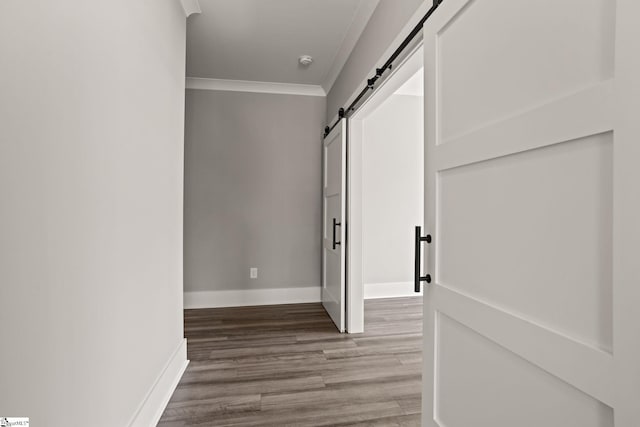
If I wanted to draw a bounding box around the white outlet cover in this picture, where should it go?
[250,268,258,279]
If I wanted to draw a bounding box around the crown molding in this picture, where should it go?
[180,0,201,17]
[321,0,380,94]
[186,77,326,97]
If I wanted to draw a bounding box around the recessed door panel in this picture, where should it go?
[438,0,615,142]
[436,314,614,427]
[439,133,613,350]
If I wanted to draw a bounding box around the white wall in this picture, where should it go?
[0,1,187,425]
[183,89,325,308]
[362,94,423,298]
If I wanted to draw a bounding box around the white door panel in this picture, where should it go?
[439,133,613,351]
[437,0,614,143]
[322,121,346,332]
[422,0,639,425]
[437,312,613,427]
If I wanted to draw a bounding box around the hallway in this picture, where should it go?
[158,297,422,426]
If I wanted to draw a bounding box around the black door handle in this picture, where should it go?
[332,218,341,250]
[414,226,432,292]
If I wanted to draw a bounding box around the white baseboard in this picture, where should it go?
[128,338,189,427]
[184,286,321,309]
[364,282,422,299]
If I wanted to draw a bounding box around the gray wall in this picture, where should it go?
[0,1,186,425]
[326,0,424,120]
[363,94,424,285]
[184,90,326,292]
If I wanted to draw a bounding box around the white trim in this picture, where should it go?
[180,0,201,17]
[186,77,326,97]
[365,282,423,299]
[128,339,189,427]
[322,0,381,94]
[346,119,364,334]
[184,287,321,309]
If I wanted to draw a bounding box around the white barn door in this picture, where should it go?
[422,0,640,426]
[323,121,346,332]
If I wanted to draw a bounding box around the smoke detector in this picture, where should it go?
[298,55,313,66]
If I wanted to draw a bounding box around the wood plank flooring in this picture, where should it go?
[158,297,423,427]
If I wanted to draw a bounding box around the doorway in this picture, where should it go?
[362,70,423,300]
[346,44,425,333]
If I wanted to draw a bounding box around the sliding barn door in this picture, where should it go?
[322,121,346,332]
[421,0,640,425]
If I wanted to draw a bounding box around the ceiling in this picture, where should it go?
[186,0,379,92]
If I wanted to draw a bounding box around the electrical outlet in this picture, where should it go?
[250,268,258,279]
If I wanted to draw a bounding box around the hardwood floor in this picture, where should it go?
[158,297,423,427]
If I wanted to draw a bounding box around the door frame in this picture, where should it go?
[345,42,425,333]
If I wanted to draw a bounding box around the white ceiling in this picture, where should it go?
[186,0,379,91]
[394,67,423,97]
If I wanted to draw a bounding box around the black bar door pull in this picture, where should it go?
[414,226,432,292]
[332,218,341,250]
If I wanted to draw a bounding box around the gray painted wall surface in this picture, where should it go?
[326,0,424,121]
[184,90,325,292]
[0,1,186,425]
[363,95,424,285]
